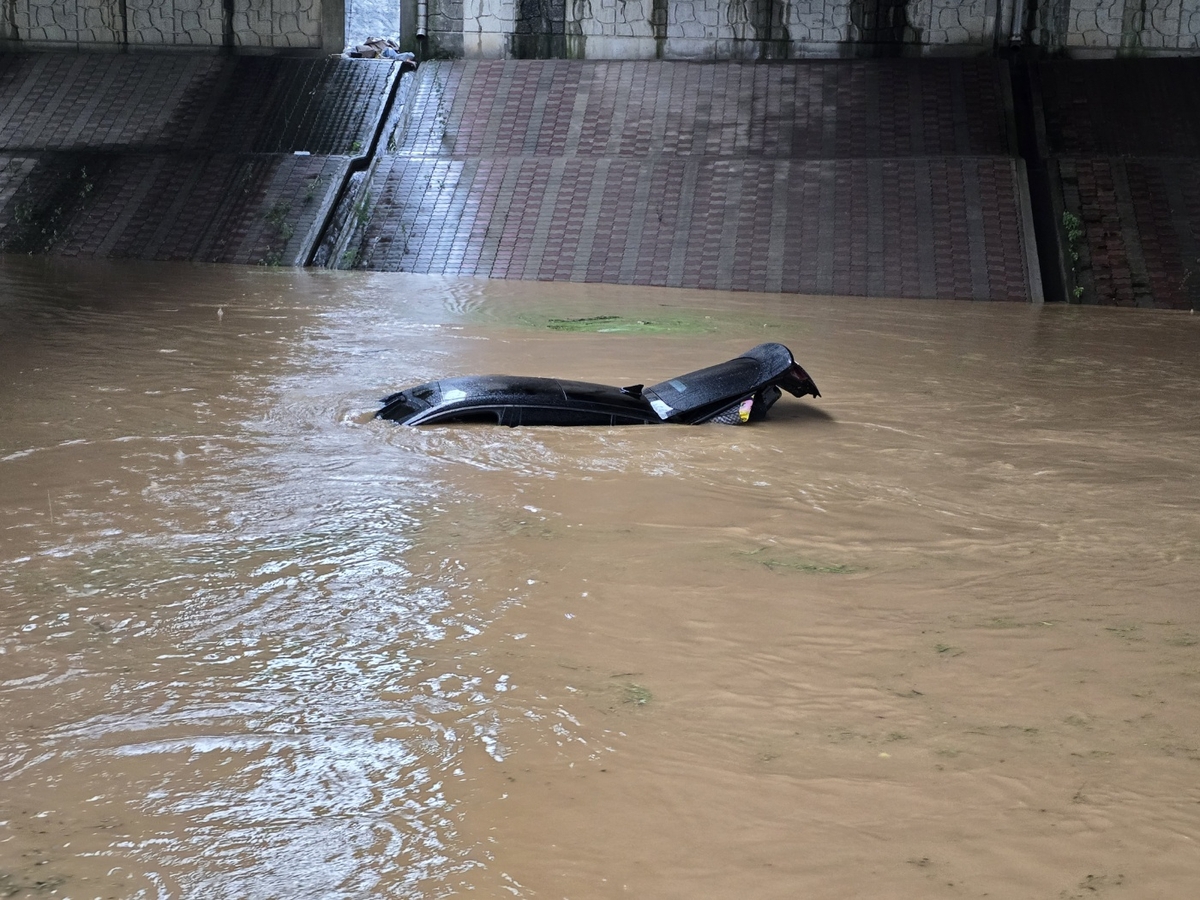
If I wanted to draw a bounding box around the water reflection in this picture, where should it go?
[0,260,493,897]
[2,259,1199,898]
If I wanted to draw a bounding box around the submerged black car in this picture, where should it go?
[376,342,820,427]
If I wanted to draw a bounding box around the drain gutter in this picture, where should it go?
[305,64,413,267]
[1009,57,1069,303]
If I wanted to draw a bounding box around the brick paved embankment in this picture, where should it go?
[4,52,1200,306]
[338,59,1043,301]
[0,53,398,265]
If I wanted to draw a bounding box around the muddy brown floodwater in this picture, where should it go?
[1,256,1199,899]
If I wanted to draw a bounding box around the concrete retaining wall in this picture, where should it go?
[7,0,1198,58]
[418,0,1200,60]
[1037,0,1200,56]
[429,0,1007,59]
[0,1,345,53]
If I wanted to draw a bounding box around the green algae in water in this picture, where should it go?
[621,682,652,706]
[541,314,719,334]
[505,310,791,335]
[740,547,860,575]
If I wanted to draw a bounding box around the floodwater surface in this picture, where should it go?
[1,258,1198,899]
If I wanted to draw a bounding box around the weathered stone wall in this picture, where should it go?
[1037,0,1200,55]
[441,0,1004,59]
[0,1,344,52]
[422,0,1200,59]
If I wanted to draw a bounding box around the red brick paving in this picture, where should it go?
[352,59,1039,300]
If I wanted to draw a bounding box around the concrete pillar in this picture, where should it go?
[400,0,420,53]
[325,0,347,53]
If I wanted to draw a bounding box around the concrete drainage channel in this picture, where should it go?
[309,67,417,269]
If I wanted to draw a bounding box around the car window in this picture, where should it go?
[427,409,502,425]
[518,407,614,426]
